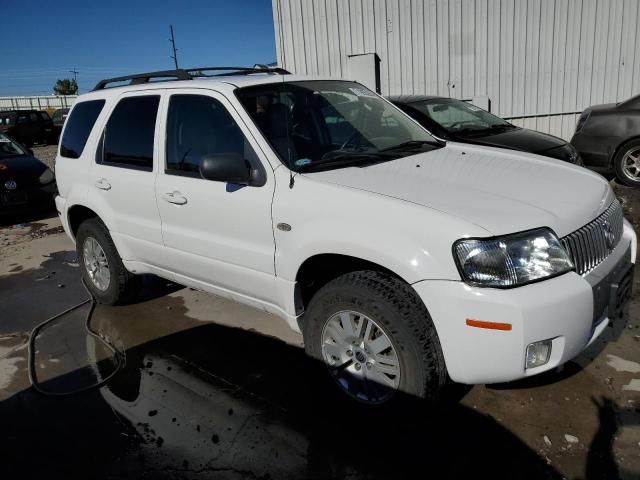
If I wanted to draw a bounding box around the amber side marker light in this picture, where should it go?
[466,319,512,331]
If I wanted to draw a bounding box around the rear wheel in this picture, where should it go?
[303,270,447,406]
[613,139,640,187]
[76,218,138,305]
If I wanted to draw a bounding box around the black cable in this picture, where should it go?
[27,279,123,396]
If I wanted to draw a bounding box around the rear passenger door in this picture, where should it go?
[155,89,276,304]
[88,91,165,266]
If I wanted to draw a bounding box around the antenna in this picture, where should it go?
[169,25,179,69]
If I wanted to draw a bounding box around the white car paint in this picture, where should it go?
[55,74,637,386]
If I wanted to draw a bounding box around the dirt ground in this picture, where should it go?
[0,150,639,479]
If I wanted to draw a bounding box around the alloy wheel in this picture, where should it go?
[321,310,401,404]
[621,146,640,182]
[82,236,111,291]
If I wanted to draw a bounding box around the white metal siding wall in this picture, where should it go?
[273,0,640,140]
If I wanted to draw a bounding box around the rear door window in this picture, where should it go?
[100,96,160,171]
[60,100,105,158]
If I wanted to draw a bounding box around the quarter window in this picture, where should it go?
[101,96,159,170]
[60,100,105,158]
[165,94,257,177]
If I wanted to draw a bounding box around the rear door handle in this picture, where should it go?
[95,178,111,190]
[162,191,188,205]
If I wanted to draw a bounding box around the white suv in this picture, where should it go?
[55,67,637,405]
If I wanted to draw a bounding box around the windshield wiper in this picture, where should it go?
[297,152,395,172]
[489,123,516,131]
[379,139,442,152]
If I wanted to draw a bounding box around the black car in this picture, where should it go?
[390,95,581,165]
[0,133,56,215]
[0,109,55,147]
[51,108,70,142]
[571,94,640,187]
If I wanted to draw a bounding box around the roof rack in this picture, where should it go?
[92,65,291,91]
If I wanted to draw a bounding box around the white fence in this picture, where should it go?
[0,95,77,111]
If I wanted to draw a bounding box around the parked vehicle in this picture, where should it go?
[52,108,70,143]
[55,67,636,405]
[0,109,55,146]
[391,95,582,165]
[0,133,56,215]
[571,94,640,187]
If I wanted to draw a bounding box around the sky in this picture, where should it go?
[1,0,276,96]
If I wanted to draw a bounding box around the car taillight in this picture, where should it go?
[575,110,591,133]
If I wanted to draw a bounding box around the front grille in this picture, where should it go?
[561,200,624,276]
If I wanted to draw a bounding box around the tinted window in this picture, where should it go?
[0,114,15,125]
[101,96,159,170]
[17,114,28,124]
[166,94,257,177]
[60,100,105,158]
[39,112,51,122]
[29,112,38,122]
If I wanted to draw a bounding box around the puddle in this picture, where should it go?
[30,302,120,395]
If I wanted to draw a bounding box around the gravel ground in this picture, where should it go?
[32,144,57,170]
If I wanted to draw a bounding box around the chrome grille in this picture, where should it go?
[561,200,624,276]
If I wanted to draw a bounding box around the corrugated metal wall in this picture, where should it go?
[272,0,640,140]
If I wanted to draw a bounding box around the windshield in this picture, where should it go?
[236,80,440,172]
[0,133,26,158]
[410,98,513,134]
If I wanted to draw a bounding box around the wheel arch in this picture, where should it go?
[609,135,640,167]
[294,253,410,313]
[67,204,104,241]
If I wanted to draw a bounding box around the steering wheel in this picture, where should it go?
[340,130,363,150]
[448,121,462,129]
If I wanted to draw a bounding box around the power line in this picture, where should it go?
[169,25,179,70]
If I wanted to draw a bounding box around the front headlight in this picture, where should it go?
[453,228,574,287]
[39,168,54,185]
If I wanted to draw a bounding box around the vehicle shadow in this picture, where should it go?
[0,294,565,480]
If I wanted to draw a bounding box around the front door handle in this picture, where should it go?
[162,191,188,205]
[95,178,111,190]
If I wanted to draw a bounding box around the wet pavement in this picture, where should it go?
[1,181,640,479]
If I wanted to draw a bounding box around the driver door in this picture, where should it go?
[155,89,277,305]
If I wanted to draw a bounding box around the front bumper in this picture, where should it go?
[413,222,636,384]
[0,182,57,214]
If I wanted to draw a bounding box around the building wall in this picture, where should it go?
[272,0,640,140]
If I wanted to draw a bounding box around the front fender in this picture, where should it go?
[273,169,489,283]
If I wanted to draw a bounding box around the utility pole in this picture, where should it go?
[69,67,79,93]
[169,25,179,70]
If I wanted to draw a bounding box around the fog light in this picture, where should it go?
[525,340,552,369]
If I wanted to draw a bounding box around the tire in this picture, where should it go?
[303,270,447,406]
[76,217,138,305]
[613,138,640,187]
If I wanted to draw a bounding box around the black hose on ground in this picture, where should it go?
[27,279,123,396]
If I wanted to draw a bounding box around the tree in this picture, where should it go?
[53,79,78,95]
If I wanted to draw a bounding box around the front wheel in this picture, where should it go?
[76,218,138,305]
[303,270,447,406]
[613,139,640,187]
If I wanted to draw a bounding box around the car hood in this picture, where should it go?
[452,127,567,155]
[304,143,614,237]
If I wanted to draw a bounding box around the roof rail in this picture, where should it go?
[92,66,291,91]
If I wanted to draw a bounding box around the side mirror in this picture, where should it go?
[199,154,252,185]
